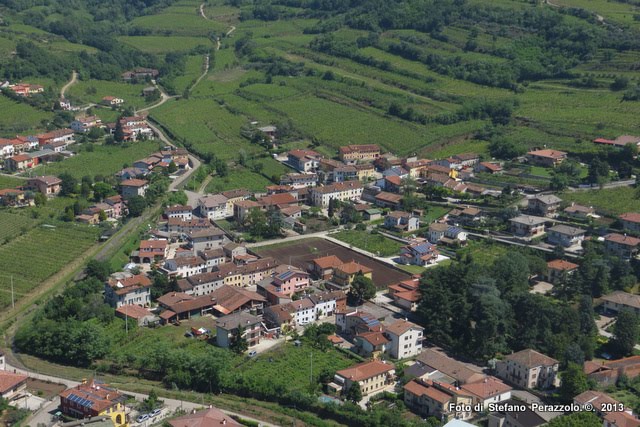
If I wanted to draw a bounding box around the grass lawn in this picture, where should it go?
[0,175,26,190]
[205,168,274,193]
[561,186,640,216]
[457,240,509,265]
[398,264,427,275]
[39,141,162,179]
[118,36,214,54]
[67,79,152,109]
[234,341,354,393]
[0,95,52,136]
[332,230,403,257]
[423,205,451,224]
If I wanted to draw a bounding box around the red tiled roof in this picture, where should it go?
[357,331,389,346]
[527,149,567,159]
[115,304,152,320]
[0,370,27,394]
[461,377,512,400]
[336,261,372,275]
[547,259,579,271]
[59,380,123,414]
[605,233,640,247]
[139,240,167,250]
[385,319,422,336]
[313,255,343,269]
[404,379,451,404]
[620,213,640,224]
[336,360,394,382]
[120,179,148,187]
[168,407,242,427]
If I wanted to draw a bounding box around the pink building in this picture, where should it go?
[271,265,310,297]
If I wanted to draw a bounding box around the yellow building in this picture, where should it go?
[59,380,128,427]
[333,261,373,287]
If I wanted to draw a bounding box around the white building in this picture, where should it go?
[309,181,363,208]
[384,319,424,359]
[198,194,229,220]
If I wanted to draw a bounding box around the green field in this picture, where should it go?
[0,95,52,136]
[172,55,207,93]
[0,224,99,309]
[118,36,214,54]
[332,230,403,257]
[37,141,162,179]
[205,167,274,193]
[561,186,640,216]
[67,79,154,109]
[0,212,38,245]
[130,0,228,36]
[0,176,27,190]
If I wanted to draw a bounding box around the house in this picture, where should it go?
[213,257,276,288]
[363,208,382,221]
[163,255,207,277]
[333,261,373,288]
[355,331,389,357]
[546,224,586,248]
[601,291,640,316]
[383,175,403,193]
[270,265,311,297]
[216,312,262,349]
[495,349,559,390]
[309,255,344,280]
[187,227,227,252]
[428,223,449,243]
[4,153,34,171]
[122,67,159,81]
[176,271,224,296]
[309,290,347,318]
[283,297,317,325]
[339,144,381,163]
[11,135,39,153]
[76,213,100,225]
[374,191,403,209]
[334,360,395,399]
[70,116,102,133]
[441,226,467,246]
[220,189,251,216]
[526,149,567,167]
[404,378,474,421]
[388,278,421,312]
[309,181,363,208]
[384,319,424,359]
[138,239,168,263]
[164,205,193,221]
[0,188,30,207]
[167,407,242,427]
[399,242,440,266]
[413,348,486,385]
[9,83,44,97]
[105,195,126,219]
[456,206,484,225]
[287,149,322,172]
[27,176,62,197]
[0,370,28,400]
[105,273,152,307]
[546,259,579,284]
[198,194,229,220]
[200,248,226,270]
[119,179,148,199]
[384,211,420,233]
[115,304,158,327]
[116,116,154,141]
[264,304,295,329]
[0,139,15,159]
[564,203,595,220]
[403,158,432,178]
[487,399,557,427]
[476,162,502,174]
[509,215,546,238]
[336,310,383,337]
[460,377,512,409]
[619,213,640,234]
[594,135,640,148]
[37,128,75,147]
[528,194,562,217]
[157,292,215,322]
[101,96,124,106]
[59,380,127,427]
[604,233,640,260]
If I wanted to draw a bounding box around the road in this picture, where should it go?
[567,179,635,192]
[60,70,77,99]
[138,83,176,114]
[6,361,277,427]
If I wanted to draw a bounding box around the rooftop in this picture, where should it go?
[336,360,394,382]
[504,349,558,368]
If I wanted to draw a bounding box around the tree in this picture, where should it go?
[114,118,125,143]
[93,182,115,201]
[328,198,336,218]
[167,161,178,173]
[230,326,248,354]
[166,190,188,206]
[348,272,376,305]
[34,192,47,206]
[128,195,147,217]
[98,210,107,222]
[215,159,228,177]
[611,309,639,357]
[87,126,104,141]
[587,157,610,184]
[59,172,77,196]
[559,363,588,402]
[345,382,362,403]
[86,259,111,281]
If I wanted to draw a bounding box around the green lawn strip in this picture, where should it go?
[332,230,403,257]
[205,168,274,193]
[560,186,640,216]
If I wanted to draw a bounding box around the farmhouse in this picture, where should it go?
[137,239,168,263]
[27,176,62,196]
[593,135,640,148]
[0,370,27,400]
[115,304,158,327]
[120,179,148,199]
[4,153,35,171]
[374,191,403,209]
[101,96,124,106]
[37,128,75,147]
[412,348,485,385]
[546,259,579,284]
[495,349,559,390]
[309,255,344,280]
[526,149,567,167]
[122,67,159,81]
[70,116,102,133]
[0,188,29,207]
[10,83,44,97]
[105,273,152,307]
[476,161,502,174]
[339,144,381,163]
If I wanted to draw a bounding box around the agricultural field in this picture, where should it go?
[67,79,153,109]
[561,186,640,216]
[36,141,162,179]
[0,95,52,136]
[332,230,403,257]
[118,36,214,54]
[172,55,207,94]
[0,176,27,190]
[130,0,229,36]
[205,168,273,193]
[254,238,410,288]
[0,224,99,309]
[0,212,38,245]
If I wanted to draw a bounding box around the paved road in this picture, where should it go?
[7,361,277,427]
[60,70,77,99]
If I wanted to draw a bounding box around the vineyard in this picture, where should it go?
[0,212,38,245]
[0,224,99,309]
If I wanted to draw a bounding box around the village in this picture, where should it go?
[2,134,640,427]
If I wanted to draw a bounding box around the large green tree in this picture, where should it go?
[559,363,589,403]
[348,272,376,305]
[611,310,639,357]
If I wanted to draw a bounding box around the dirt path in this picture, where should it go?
[190,54,210,92]
[138,83,175,113]
[197,174,212,193]
[60,70,77,99]
[226,25,236,36]
[199,2,208,20]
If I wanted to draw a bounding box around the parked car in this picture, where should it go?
[136,414,149,423]
[149,408,162,418]
[248,350,257,357]
[184,331,193,338]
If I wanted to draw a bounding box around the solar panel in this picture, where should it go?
[278,270,295,280]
